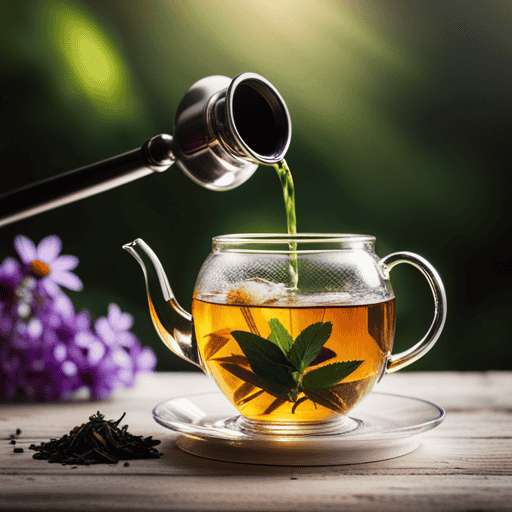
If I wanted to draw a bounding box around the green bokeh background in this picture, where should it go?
[1,0,510,372]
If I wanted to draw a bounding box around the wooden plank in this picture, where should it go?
[2,434,511,477]
[0,474,511,512]
[0,372,510,512]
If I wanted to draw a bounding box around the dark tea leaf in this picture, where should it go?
[211,354,250,366]
[203,329,232,359]
[237,389,265,406]
[233,381,257,405]
[303,388,346,413]
[289,322,333,372]
[216,362,268,389]
[217,362,293,401]
[264,397,288,415]
[28,412,161,465]
[302,360,364,390]
[291,395,309,414]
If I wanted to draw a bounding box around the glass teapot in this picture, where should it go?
[124,234,446,435]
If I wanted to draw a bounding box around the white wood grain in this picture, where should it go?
[1,372,511,511]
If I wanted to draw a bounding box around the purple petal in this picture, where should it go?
[52,255,79,272]
[27,318,43,339]
[52,270,83,291]
[118,312,133,331]
[118,369,135,387]
[116,331,138,348]
[53,294,75,320]
[53,344,67,362]
[41,279,61,297]
[14,235,37,264]
[0,316,13,334]
[137,347,157,372]
[87,341,106,365]
[75,331,97,347]
[95,317,115,344]
[76,311,91,330]
[1,257,20,276]
[62,360,77,377]
[108,303,133,331]
[108,303,121,324]
[112,348,132,368]
[36,235,62,263]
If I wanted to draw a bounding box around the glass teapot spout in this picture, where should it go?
[122,239,203,370]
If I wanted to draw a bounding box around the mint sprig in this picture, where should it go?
[228,319,364,411]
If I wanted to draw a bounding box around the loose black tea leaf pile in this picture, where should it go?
[29,412,162,465]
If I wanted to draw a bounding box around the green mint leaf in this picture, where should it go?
[301,360,364,390]
[288,322,333,372]
[231,331,297,400]
[215,362,268,389]
[231,330,290,367]
[311,346,337,366]
[267,318,295,359]
[303,388,346,413]
[217,362,293,401]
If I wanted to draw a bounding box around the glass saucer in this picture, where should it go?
[153,391,445,466]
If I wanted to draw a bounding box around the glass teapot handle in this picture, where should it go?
[380,251,447,375]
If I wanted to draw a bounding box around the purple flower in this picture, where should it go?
[14,235,82,296]
[94,303,157,388]
[1,235,157,402]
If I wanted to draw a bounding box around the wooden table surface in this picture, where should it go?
[1,371,511,511]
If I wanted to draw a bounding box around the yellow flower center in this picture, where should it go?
[29,260,51,279]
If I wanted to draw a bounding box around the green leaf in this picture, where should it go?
[216,362,268,389]
[217,362,293,401]
[248,358,297,399]
[228,330,300,400]
[311,346,337,366]
[231,331,296,393]
[231,330,290,368]
[303,388,346,413]
[301,360,364,390]
[267,318,294,359]
[289,322,333,372]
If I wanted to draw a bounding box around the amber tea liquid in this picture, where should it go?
[193,295,395,423]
